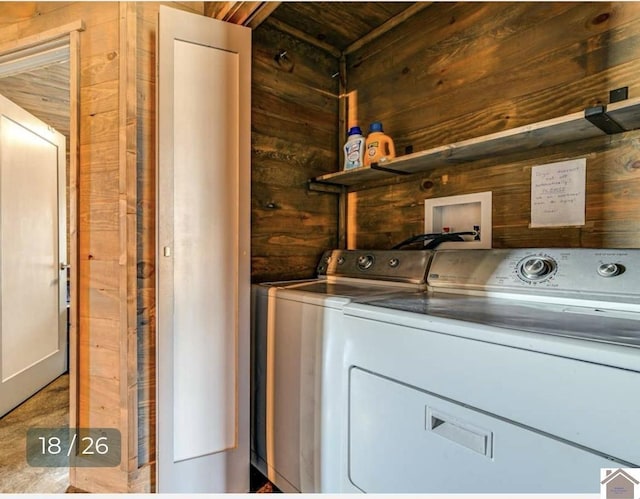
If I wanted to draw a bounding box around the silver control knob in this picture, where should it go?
[388,258,400,268]
[357,254,375,271]
[519,257,555,281]
[597,263,622,278]
[337,256,345,265]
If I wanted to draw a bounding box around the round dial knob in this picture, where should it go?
[597,263,622,278]
[388,258,400,268]
[337,256,345,265]
[357,254,375,271]
[518,257,556,281]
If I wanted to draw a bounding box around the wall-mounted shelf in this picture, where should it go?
[310,96,640,189]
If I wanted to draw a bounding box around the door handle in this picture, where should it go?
[427,408,493,457]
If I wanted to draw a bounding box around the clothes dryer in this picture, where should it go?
[251,249,432,492]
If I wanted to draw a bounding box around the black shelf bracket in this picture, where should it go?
[307,179,343,194]
[584,105,626,134]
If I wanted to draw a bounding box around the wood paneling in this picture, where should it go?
[3,1,637,494]
[0,62,70,138]
[19,6,143,488]
[268,2,413,52]
[134,2,157,478]
[0,1,176,493]
[345,2,640,251]
[205,1,261,25]
[347,3,640,142]
[251,22,340,282]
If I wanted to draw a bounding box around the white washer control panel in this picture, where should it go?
[316,249,433,284]
[428,248,640,302]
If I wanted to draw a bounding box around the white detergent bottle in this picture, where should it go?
[343,126,365,170]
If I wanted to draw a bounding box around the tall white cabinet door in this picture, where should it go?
[156,6,251,492]
[0,93,67,417]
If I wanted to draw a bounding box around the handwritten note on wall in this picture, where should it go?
[530,158,586,228]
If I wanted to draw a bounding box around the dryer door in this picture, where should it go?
[348,368,626,493]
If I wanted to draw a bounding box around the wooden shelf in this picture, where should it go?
[311,97,640,188]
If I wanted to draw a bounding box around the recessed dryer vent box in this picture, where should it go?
[424,192,492,249]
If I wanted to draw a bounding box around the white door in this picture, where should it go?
[157,6,251,492]
[0,93,67,417]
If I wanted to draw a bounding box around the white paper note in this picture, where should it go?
[530,158,586,227]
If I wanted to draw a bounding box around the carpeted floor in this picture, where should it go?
[0,374,70,493]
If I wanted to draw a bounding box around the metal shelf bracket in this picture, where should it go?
[584,105,626,135]
[307,180,344,194]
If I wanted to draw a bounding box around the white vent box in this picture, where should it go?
[424,192,492,249]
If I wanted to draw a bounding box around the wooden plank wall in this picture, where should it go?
[251,20,340,282]
[135,0,157,479]
[0,2,334,492]
[344,2,640,250]
[0,2,202,493]
[0,2,132,492]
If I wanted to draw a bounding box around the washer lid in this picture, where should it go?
[356,292,640,348]
[274,279,418,306]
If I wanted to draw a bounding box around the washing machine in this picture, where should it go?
[251,249,433,492]
[338,248,640,493]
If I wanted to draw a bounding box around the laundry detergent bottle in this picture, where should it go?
[365,121,396,166]
[343,126,365,170]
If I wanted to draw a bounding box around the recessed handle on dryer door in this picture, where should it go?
[428,408,493,457]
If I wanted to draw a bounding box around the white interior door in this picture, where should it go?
[157,6,251,492]
[0,93,67,418]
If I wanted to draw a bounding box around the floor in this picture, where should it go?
[0,375,278,494]
[0,374,70,493]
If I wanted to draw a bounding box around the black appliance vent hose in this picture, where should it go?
[391,231,477,250]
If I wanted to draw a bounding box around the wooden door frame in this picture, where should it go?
[0,20,84,486]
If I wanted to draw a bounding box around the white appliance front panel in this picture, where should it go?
[252,281,422,493]
[345,301,640,372]
[342,311,640,466]
[252,289,329,492]
[349,368,625,493]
